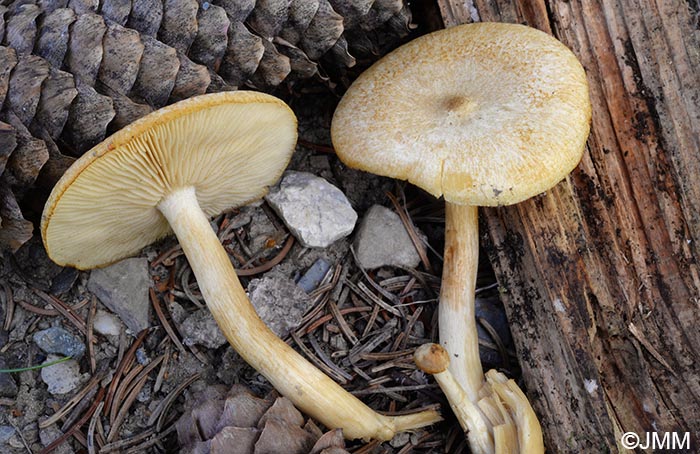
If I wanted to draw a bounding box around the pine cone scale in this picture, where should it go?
[158,0,198,54]
[5,3,40,56]
[99,22,145,95]
[35,68,78,139]
[65,13,106,86]
[35,7,77,69]
[7,55,50,128]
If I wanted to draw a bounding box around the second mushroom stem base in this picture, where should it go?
[157,187,441,441]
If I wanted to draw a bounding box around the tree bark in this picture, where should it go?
[437,1,700,452]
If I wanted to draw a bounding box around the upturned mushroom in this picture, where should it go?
[42,91,440,441]
[331,23,591,452]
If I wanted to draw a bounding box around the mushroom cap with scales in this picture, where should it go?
[331,22,591,206]
[42,91,297,269]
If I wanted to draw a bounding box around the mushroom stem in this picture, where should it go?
[439,203,482,400]
[436,204,544,453]
[157,187,441,441]
[415,344,494,454]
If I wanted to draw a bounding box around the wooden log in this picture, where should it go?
[436,0,700,452]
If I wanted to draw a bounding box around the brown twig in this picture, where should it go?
[1,282,14,331]
[153,345,171,393]
[32,288,88,335]
[103,329,149,418]
[87,296,97,373]
[306,332,353,382]
[14,298,90,317]
[303,306,371,334]
[86,401,103,454]
[150,373,201,430]
[107,374,149,442]
[386,191,433,273]
[40,372,104,429]
[124,425,176,454]
[298,137,335,154]
[291,332,348,384]
[149,288,186,355]
[235,235,294,276]
[327,300,359,345]
[110,364,144,424]
[150,243,183,267]
[112,354,164,426]
[99,428,155,452]
[39,387,106,454]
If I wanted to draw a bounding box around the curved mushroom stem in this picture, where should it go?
[157,187,441,441]
[439,203,482,400]
[436,204,543,453]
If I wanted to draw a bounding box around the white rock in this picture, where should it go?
[353,205,422,269]
[40,355,82,395]
[92,310,123,336]
[265,171,357,248]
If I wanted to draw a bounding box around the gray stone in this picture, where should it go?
[248,275,313,337]
[265,171,357,248]
[40,355,83,395]
[353,205,422,269]
[0,357,18,398]
[33,327,86,359]
[40,424,74,454]
[0,426,15,444]
[180,309,228,349]
[390,431,411,448]
[88,257,151,334]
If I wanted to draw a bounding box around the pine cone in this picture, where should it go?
[176,384,350,454]
[0,0,413,252]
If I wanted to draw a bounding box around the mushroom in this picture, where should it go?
[41,91,441,441]
[331,23,591,452]
[414,344,543,454]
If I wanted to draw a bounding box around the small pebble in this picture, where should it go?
[40,424,74,454]
[0,425,15,444]
[33,327,86,359]
[297,258,332,293]
[49,268,80,295]
[40,355,82,395]
[92,310,122,336]
[0,357,18,398]
[248,275,313,337]
[135,348,149,366]
[390,431,411,448]
[329,335,347,352]
[265,171,358,248]
[353,205,422,269]
[180,309,228,349]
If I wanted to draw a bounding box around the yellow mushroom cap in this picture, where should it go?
[414,343,451,375]
[331,22,591,206]
[42,91,297,269]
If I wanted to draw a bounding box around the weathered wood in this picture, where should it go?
[437,0,700,452]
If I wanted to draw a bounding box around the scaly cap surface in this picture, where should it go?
[331,22,591,206]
